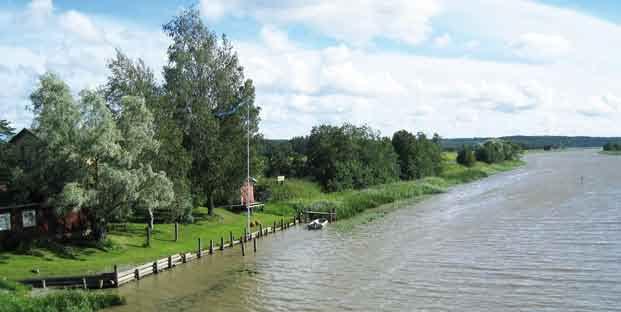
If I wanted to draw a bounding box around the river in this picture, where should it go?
[106,149,621,311]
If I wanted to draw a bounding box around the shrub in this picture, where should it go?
[456,146,476,167]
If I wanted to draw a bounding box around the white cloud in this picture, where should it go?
[202,0,442,46]
[200,0,241,21]
[578,94,621,117]
[27,0,52,22]
[511,33,571,61]
[465,40,480,50]
[59,10,102,42]
[5,0,621,139]
[0,0,168,130]
[433,33,451,47]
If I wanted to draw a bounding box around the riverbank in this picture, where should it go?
[262,153,524,221]
[0,153,523,284]
[0,279,124,311]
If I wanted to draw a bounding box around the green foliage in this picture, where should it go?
[306,124,399,191]
[474,139,523,164]
[603,142,621,151]
[257,178,321,201]
[101,49,159,115]
[0,120,15,142]
[456,145,476,167]
[289,180,446,220]
[392,130,443,180]
[262,140,307,178]
[23,74,175,241]
[162,7,261,214]
[0,290,124,312]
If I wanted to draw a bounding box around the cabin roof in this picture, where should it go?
[8,128,38,144]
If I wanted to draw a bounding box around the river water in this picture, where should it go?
[107,150,621,311]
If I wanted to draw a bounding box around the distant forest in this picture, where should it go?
[440,136,621,150]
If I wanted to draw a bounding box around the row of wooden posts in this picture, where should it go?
[22,215,304,289]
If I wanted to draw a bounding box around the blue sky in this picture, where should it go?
[2,0,621,138]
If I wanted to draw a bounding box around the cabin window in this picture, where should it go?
[0,213,10,231]
[22,210,36,228]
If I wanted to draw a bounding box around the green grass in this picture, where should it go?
[600,150,621,155]
[258,178,322,201]
[264,153,524,222]
[0,279,124,312]
[0,208,287,281]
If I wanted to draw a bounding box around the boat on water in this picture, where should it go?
[307,218,329,230]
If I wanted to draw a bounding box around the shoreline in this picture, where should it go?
[0,157,524,283]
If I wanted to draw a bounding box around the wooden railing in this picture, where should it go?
[21,216,302,289]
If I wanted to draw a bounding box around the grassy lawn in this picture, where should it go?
[599,150,621,155]
[0,153,524,283]
[0,208,288,281]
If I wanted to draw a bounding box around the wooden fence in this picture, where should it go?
[21,216,302,289]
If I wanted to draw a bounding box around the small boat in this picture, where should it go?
[307,218,329,230]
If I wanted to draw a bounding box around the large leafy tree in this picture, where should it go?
[392,130,443,180]
[102,50,193,222]
[306,124,399,191]
[162,8,260,215]
[27,73,174,241]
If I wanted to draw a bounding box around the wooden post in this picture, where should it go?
[273,221,276,232]
[174,223,179,242]
[153,261,158,274]
[259,224,263,237]
[41,279,46,289]
[240,236,245,256]
[82,277,87,289]
[253,237,257,253]
[220,237,224,250]
[182,253,187,263]
[197,238,202,258]
[113,265,119,287]
[99,280,104,289]
[281,218,284,230]
[168,256,173,269]
[209,239,214,254]
[135,268,140,280]
[230,231,234,246]
[146,226,151,247]
[244,228,247,242]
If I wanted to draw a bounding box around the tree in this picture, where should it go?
[0,120,15,142]
[102,49,193,223]
[456,145,476,167]
[392,130,417,180]
[392,130,443,180]
[162,7,260,215]
[306,124,399,191]
[101,49,159,115]
[475,139,522,164]
[27,73,174,241]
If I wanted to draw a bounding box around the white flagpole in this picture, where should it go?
[246,98,251,238]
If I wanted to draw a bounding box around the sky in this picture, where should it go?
[1,0,621,139]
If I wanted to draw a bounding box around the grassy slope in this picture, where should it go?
[0,153,523,282]
[0,208,285,280]
[600,150,621,155]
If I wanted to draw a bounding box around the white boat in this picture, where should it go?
[307,218,329,230]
